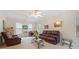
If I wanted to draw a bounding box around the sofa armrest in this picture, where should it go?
[51,35,60,43]
[12,35,18,37]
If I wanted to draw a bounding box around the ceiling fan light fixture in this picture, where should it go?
[31,10,43,18]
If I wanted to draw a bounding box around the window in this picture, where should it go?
[28,24,32,31]
[16,23,33,34]
[16,23,22,34]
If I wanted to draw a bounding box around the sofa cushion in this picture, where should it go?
[47,31,52,34]
[52,31,59,35]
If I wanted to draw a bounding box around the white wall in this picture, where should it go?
[4,17,16,34]
[36,11,76,40]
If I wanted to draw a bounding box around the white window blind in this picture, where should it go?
[16,23,22,34]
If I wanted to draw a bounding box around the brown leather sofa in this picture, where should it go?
[39,30,60,45]
[1,32,21,46]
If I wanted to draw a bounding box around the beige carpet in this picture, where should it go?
[0,37,68,49]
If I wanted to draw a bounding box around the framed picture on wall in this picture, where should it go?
[44,25,49,29]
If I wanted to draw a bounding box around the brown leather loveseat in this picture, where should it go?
[1,32,21,46]
[39,30,60,45]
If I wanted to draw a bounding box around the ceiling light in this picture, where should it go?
[31,10,43,18]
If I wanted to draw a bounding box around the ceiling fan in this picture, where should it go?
[31,10,43,18]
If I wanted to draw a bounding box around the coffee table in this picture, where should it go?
[31,38,44,48]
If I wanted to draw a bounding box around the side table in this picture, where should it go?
[61,38,73,49]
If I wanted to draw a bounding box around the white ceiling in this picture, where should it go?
[0,10,76,23]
